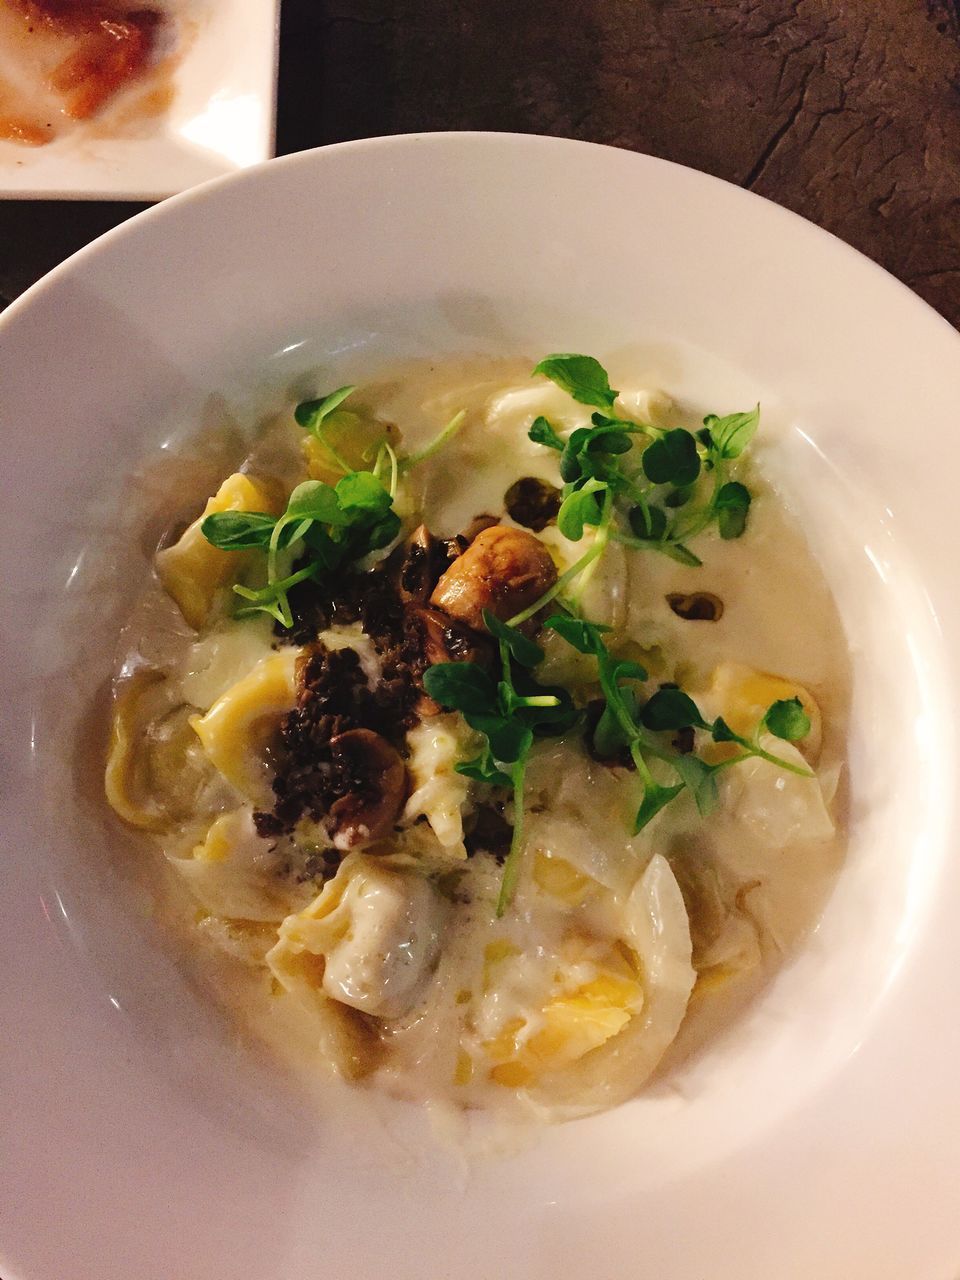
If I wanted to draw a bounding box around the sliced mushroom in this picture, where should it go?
[396,525,440,605]
[504,476,562,532]
[328,728,408,851]
[396,524,469,604]
[666,591,724,622]
[429,524,558,631]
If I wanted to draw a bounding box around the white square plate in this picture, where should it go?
[0,0,279,200]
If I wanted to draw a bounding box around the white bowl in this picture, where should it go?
[2,133,959,1280]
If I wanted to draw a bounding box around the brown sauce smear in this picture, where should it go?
[0,0,164,144]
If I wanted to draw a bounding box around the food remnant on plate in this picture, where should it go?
[0,0,170,145]
[105,353,849,1122]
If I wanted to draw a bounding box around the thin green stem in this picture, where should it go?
[571,490,613,608]
[506,541,603,626]
[629,739,655,788]
[710,744,813,779]
[401,409,467,470]
[314,424,353,476]
[496,761,526,917]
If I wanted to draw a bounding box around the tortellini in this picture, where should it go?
[105,668,219,830]
[169,807,304,923]
[267,856,446,1076]
[462,854,695,1116]
[189,647,302,806]
[156,472,280,630]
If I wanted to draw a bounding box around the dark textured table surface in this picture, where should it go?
[0,0,958,327]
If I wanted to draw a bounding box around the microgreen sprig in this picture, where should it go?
[423,608,576,916]
[529,353,759,572]
[201,472,400,627]
[544,615,814,832]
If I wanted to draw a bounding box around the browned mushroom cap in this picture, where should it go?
[665,592,724,622]
[328,728,408,851]
[429,525,558,631]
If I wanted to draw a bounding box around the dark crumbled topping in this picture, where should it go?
[464,804,513,863]
[259,527,491,838]
[672,726,696,755]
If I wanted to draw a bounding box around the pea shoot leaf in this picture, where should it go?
[533,354,618,410]
[642,428,701,487]
[456,755,512,787]
[557,481,606,540]
[528,416,565,450]
[763,697,811,741]
[705,406,759,459]
[634,781,685,832]
[285,480,349,524]
[423,662,498,716]
[640,686,710,732]
[543,613,610,655]
[200,511,277,551]
[294,385,356,432]
[629,504,667,541]
[715,481,751,540]
[671,754,720,817]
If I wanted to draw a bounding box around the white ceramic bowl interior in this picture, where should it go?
[2,134,959,1280]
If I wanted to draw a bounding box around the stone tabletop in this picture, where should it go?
[0,0,958,327]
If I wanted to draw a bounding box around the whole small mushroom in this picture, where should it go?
[328,728,408,851]
[429,525,558,631]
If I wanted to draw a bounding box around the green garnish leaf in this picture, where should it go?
[640,687,710,732]
[482,609,544,668]
[763,697,811,742]
[334,470,391,514]
[544,613,610,655]
[483,717,533,764]
[642,428,701,487]
[455,756,512,787]
[672,754,720,817]
[200,511,277,551]
[423,662,499,716]
[559,428,591,483]
[715,481,752,540]
[557,481,606,540]
[294,385,356,431]
[533,353,618,410]
[664,485,695,509]
[285,479,349,524]
[706,406,760,460]
[711,716,745,745]
[661,542,702,567]
[634,781,685,832]
[528,416,565,451]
